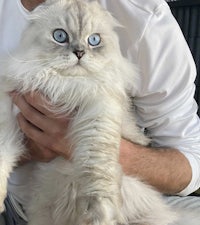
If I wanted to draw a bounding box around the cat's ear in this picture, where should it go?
[43,0,58,5]
[88,0,123,29]
[37,0,58,8]
[29,0,58,20]
[41,0,57,4]
[31,0,68,13]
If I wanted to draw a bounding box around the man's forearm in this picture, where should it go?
[119,139,192,195]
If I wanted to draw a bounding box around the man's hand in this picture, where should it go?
[10,91,72,164]
[9,91,192,194]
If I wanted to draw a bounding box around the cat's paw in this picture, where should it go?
[80,214,117,225]
[81,218,113,225]
[75,196,121,225]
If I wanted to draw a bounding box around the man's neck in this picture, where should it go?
[21,0,45,11]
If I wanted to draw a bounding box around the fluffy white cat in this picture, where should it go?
[0,1,199,225]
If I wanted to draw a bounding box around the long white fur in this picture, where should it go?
[0,0,199,225]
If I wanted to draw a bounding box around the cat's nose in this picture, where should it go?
[73,50,85,59]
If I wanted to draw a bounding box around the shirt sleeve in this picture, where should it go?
[133,3,200,196]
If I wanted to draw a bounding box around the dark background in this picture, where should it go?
[167,0,200,115]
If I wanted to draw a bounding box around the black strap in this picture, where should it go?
[2,197,27,225]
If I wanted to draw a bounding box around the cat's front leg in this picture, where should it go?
[70,99,125,225]
[0,93,25,212]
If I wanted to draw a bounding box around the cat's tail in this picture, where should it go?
[121,175,200,225]
[121,176,177,225]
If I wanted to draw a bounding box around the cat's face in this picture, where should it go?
[19,0,121,76]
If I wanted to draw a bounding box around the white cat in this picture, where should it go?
[0,1,199,225]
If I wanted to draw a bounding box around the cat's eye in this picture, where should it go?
[53,29,69,44]
[88,33,101,47]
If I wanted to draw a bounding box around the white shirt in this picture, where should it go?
[0,0,200,206]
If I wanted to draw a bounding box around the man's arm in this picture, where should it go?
[10,91,193,195]
[120,139,192,195]
[127,2,200,196]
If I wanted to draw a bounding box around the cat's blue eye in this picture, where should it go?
[88,33,101,47]
[53,29,69,44]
